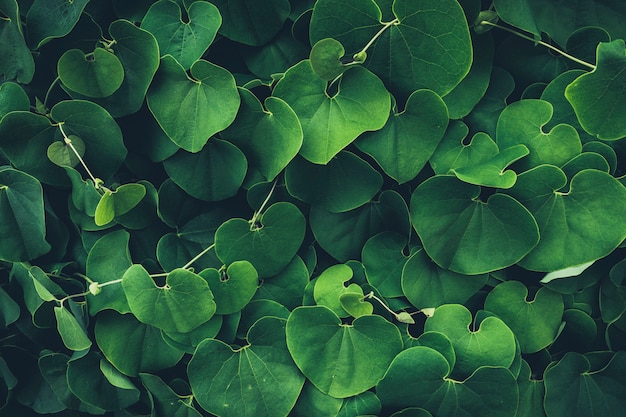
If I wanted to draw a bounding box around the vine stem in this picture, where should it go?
[479,20,596,70]
[43,77,61,110]
[181,243,216,270]
[250,180,277,227]
[360,18,400,56]
[57,123,104,189]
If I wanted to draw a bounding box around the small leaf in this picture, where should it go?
[310,38,347,81]
[450,144,530,189]
[47,135,85,168]
[313,264,363,317]
[339,292,373,319]
[94,190,115,227]
[54,306,92,351]
[200,261,259,315]
[58,48,124,98]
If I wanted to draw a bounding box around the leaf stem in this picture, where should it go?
[57,123,104,190]
[479,20,596,70]
[43,77,61,110]
[250,180,277,227]
[181,243,216,270]
[359,18,400,57]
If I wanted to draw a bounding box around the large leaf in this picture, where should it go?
[25,0,89,48]
[122,265,216,333]
[286,305,403,398]
[0,167,50,261]
[273,61,390,164]
[310,0,472,99]
[215,202,306,278]
[221,88,303,181]
[508,165,626,271]
[356,89,449,184]
[188,317,305,417]
[147,55,240,152]
[377,346,518,417]
[565,40,626,140]
[410,175,539,274]
[484,281,564,353]
[141,0,221,69]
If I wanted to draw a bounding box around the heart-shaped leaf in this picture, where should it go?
[484,281,564,353]
[565,40,626,140]
[200,261,259,315]
[401,249,488,309]
[95,183,146,226]
[285,152,383,212]
[356,89,449,184]
[54,305,92,352]
[95,310,183,377]
[0,167,51,261]
[188,317,305,417]
[58,48,124,98]
[377,346,518,417]
[46,135,85,168]
[339,292,374,319]
[122,265,216,333]
[310,38,348,81]
[310,0,472,99]
[410,175,539,274]
[141,0,221,69]
[361,232,409,297]
[215,202,306,277]
[313,264,363,317]
[286,305,403,398]
[496,99,582,170]
[507,166,626,271]
[221,88,302,181]
[273,60,390,164]
[163,139,247,201]
[147,55,240,152]
[424,304,517,379]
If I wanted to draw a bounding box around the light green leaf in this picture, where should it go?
[565,40,626,140]
[273,61,390,164]
[286,305,403,398]
[430,124,499,175]
[424,304,517,379]
[313,264,363,317]
[58,48,124,98]
[484,281,564,353]
[141,0,221,69]
[122,265,216,333]
[199,261,259,315]
[410,175,539,274]
[188,317,305,417]
[54,306,92,351]
[356,89,449,184]
[147,55,240,152]
[450,144,529,189]
[0,167,51,261]
[339,292,374,319]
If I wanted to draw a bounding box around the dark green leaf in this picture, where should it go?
[58,48,124,98]
[26,0,90,48]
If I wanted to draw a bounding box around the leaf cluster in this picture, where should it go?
[2,0,626,416]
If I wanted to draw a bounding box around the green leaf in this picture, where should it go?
[401,249,488,309]
[221,88,303,182]
[0,82,30,119]
[0,0,34,83]
[310,0,473,99]
[496,99,582,171]
[199,261,259,315]
[0,286,20,327]
[565,40,626,140]
[313,264,363,317]
[188,317,305,417]
[450,143,530,189]
[140,373,203,417]
[310,38,348,81]
[141,0,221,69]
[46,135,85,168]
[544,351,626,416]
[286,305,403,398]
[339,292,374,319]
[86,229,132,315]
[377,346,518,417]
[361,231,408,297]
[147,55,240,152]
[215,202,306,278]
[290,382,343,417]
[430,124,499,175]
[424,304,517,379]
[94,183,147,226]
[25,0,90,48]
[410,175,539,274]
[210,0,291,46]
[58,48,124,98]
[163,138,247,201]
[67,352,140,412]
[94,190,115,227]
[516,360,546,417]
[356,89,449,184]
[122,265,216,333]
[484,281,564,353]
[0,167,51,261]
[285,152,383,212]
[54,306,92,351]
[508,166,626,271]
[273,61,390,164]
[95,311,184,377]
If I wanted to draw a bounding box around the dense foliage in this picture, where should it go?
[2,0,626,416]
